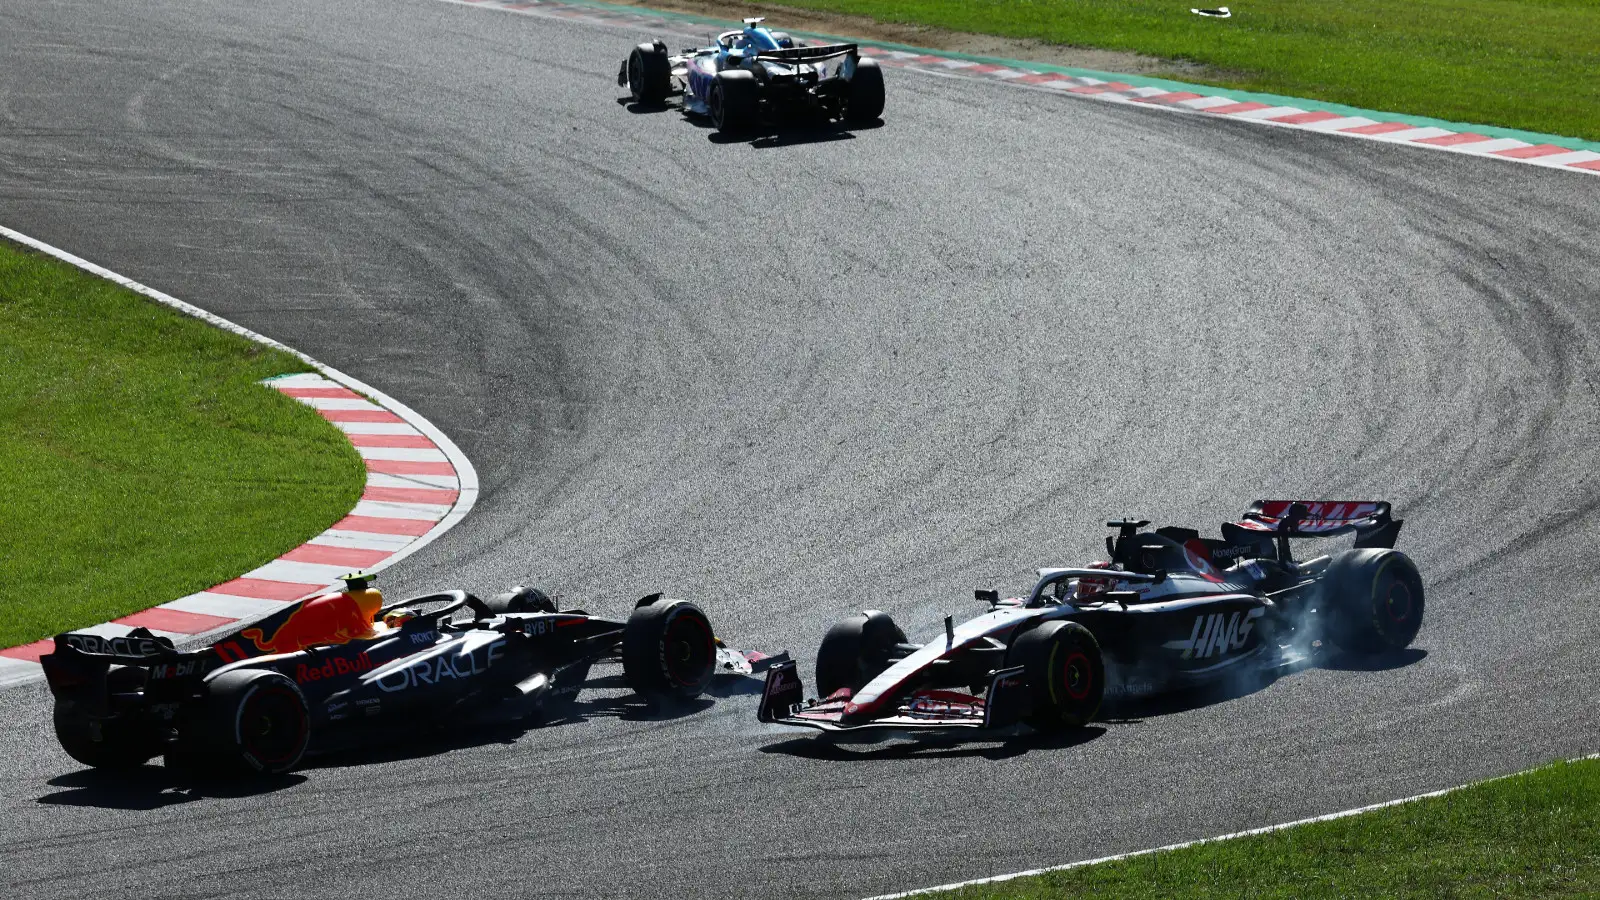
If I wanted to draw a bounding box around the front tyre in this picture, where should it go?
[711,70,759,134]
[1322,548,1425,655]
[626,43,671,104]
[623,598,717,700]
[1008,621,1104,733]
[844,58,885,123]
[814,610,907,698]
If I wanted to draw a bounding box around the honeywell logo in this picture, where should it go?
[1166,607,1265,660]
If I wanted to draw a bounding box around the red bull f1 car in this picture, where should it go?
[759,501,1424,735]
[617,18,884,134]
[42,575,781,776]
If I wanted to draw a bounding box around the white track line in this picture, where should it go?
[861,752,1600,899]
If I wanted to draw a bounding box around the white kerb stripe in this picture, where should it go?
[365,471,460,490]
[1535,150,1600,167]
[350,499,451,520]
[1178,95,1241,110]
[266,373,337,388]
[1453,138,1534,155]
[243,559,358,586]
[163,591,292,620]
[1364,126,1455,143]
[303,397,385,411]
[309,531,415,552]
[335,421,424,436]
[1227,105,1307,120]
[1301,116,1379,132]
[355,446,449,462]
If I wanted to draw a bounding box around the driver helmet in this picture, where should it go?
[382,607,420,629]
[1075,561,1119,600]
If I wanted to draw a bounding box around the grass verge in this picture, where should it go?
[930,757,1600,899]
[0,239,364,648]
[677,0,1600,142]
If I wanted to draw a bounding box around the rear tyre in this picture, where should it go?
[484,586,557,615]
[53,667,157,770]
[623,598,717,700]
[1008,621,1104,733]
[844,59,885,123]
[1322,548,1425,655]
[814,610,907,698]
[626,43,671,104]
[194,670,311,776]
[711,70,759,134]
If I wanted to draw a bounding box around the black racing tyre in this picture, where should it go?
[1321,548,1425,655]
[53,668,157,770]
[814,610,907,698]
[622,598,717,700]
[196,670,311,775]
[710,69,759,134]
[844,58,885,123]
[484,585,556,615]
[1007,620,1104,733]
[626,43,671,104]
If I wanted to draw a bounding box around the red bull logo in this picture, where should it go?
[295,652,374,684]
[240,591,380,656]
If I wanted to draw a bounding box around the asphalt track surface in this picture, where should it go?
[3,1,1599,897]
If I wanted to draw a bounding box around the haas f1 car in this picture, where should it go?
[618,18,884,134]
[42,575,777,776]
[760,501,1425,735]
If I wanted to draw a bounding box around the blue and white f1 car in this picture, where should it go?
[617,18,885,134]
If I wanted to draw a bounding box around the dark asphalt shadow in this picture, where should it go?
[615,97,673,114]
[699,115,882,147]
[759,726,1105,761]
[303,687,721,771]
[36,766,305,810]
[1319,647,1428,672]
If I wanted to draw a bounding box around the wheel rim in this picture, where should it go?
[627,55,642,99]
[1063,650,1092,702]
[238,685,307,769]
[663,612,713,688]
[1385,579,1414,624]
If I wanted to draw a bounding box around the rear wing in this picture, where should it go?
[1225,500,1402,549]
[39,628,218,700]
[757,43,858,64]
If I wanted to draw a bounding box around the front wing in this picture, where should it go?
[757,660,1027,733]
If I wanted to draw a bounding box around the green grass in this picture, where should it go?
[720,0,1600,142]
[0,240,364,648]
[936,757,1600,899]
